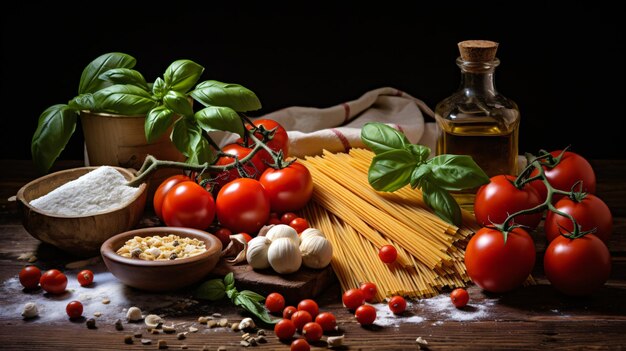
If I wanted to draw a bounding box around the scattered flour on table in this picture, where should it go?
[29,166,140,216]
[374,302,424,327]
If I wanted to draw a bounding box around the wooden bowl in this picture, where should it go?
[16,167,147,256]
[100,227,222,291]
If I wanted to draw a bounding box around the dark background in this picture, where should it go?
[2,2,624,162]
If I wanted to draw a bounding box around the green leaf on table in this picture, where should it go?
[31,104,78,173]
[190,80,261,112]
[421,180,462,226]
[68,93,95,111]
[361,122,410,155]
[145,106,174,143]
[163,90,193,117]
[427,154,489,191]
[99,68,149,90]
[367,149,417,192]
[163,60,204,93]
[93,84,157,115]
[195,106,244,137]
[233,294,278,325]
[171,117,203,158]
[195,278,226,301]
[239,290,265,302]
[78,52,136,94]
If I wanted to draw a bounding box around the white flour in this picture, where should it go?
[30,166,141,216]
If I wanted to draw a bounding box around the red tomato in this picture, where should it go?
[77,270,94,287]
[268,212,282,225]
[214,227,232,248]
[378,245,397,264]
[213,143,267,191]
[359,282,377,302]
[281,212,299,225]
[240,233,253,242]
[265,292,286,314]
[19,266,41,290]
[544,194,612,243]
[291,310,313,331]
[465,227,536,293]
[283,306,297,319]
[342,288,365,310]
[450,288,469,308]
[66,301,83,319]
[289,218,309,234]
[544,234,611,296]
[355,304,376,325]
[216,178,270,234]
[274,319,296,340]
[162,181,216,230]
[474,175,543,229]
[297,299,319,318]
[302,322,323,342]
[290,339,310,351]
[39,269,67,294]
[388,296,407,314]
[240,119,289,163]
[153,174,190,220]
[530,150,596,203]
[314,312,337,332]
[259,162,313,213]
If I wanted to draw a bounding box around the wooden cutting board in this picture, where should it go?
[211,260,336,303]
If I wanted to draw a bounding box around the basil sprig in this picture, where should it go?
[360,123,489,226]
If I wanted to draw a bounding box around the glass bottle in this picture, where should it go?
[435,40,520,179]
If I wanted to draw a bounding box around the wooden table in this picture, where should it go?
[1,160,625,350]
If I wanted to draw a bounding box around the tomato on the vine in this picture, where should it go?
[378,245,397,264]
[40,269,67,294]
[239,119,289,163]
[544,194,612,243]
[274,319,296,340]
[355,304,376,325]
[216,178,270,234]
[465,227,535,293]
[259,162,313,213]
[213,143,267,191]
[162,181,216,230]
[359,282,377,302]
[19,266,41,290]
[388,296,407,315]
[450,288,469,308]
[544,234,611,296]
[342,288,365,310]
[530,150,596,203]
[153,174,190,220]
[265,292,286,314]
[77,269,94,287]
[315,312,337,332]
[474,175,543,229]
[66,301,83,319]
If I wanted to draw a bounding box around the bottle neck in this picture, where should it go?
[456,57,499,96]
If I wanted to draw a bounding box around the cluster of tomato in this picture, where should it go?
[466,150,612,296]
[153,119,314,238]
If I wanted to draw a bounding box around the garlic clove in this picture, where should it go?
[266,224,299,245]
[300,228,324,242]
[126,306,143,322]
[21,302,38,319]
[144,314,164,328]
[246,236,271,269]
[268,238,302,274]
[300,235,333,269]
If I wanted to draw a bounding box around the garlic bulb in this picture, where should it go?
[300,235,333,269]
[266,224,300,245]
[268,238,302,274]
[300,228,324,242]
[246,236,271,269]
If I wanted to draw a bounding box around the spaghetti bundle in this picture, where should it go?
[300,149,479,301]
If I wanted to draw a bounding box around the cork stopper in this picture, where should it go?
[458,40,499,62]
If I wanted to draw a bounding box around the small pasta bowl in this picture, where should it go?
[101,227,222,292]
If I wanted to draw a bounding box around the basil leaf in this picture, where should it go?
[223,273,235,291]
[152,77,166,99]
[427,155,489,191]
[31,105,78,173]
[68,93,95,111]
[367,149,416,192]
[78,52,136,94]
[99,68,149,90]
[163,90,193,116]
[406,144,430,163]
[239,290,265,302]
[145,106,174,143]
[195,279,226,301]
[421,180,462,226]
[227,288,239,300]
[186,138,213,165]
[171,117,202,157]
[361,123,410,155]
[93,84,157,115]
[190,80,261,112]
[163,60,204,93]
[195,106,244,137]
[233,295,278,325]
[410,164,431,189]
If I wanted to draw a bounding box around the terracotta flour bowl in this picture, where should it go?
[101,227,222,292]
[16,167,147,256]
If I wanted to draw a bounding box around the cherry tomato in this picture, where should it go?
[162,181,216,230]
[355,304,376,325]
[268,212,282,225]
[388,296,407,314]
[297,299,319,318]
[302,322,323,342]
[342,288,365,310]
[66,300,83,319]
[283,306,297,319]
[240,233,253,243]
[544,194,612,244]
[216,178,270,234]
[77,269,94,287]
[450,288,469,308]
[314,312,337,332]
[214,227,232,248]
[240,119,290,163]
[359,282,377,302]
[265,292,286,314]
[281,212,299,225]
[544,234,611,296]
[465,227,535,293]
[274,319,296,340]
[153,174,190,220]
[530,150,596,203]
[213,143,267,191]
[289,218,309,234]
[290,339,310,351]
[260,162,313,213]
[39,269,67,294]
[291,310,313,331]
[19,266,41,290]
[474,175,543,229]
[378,245,397,264]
